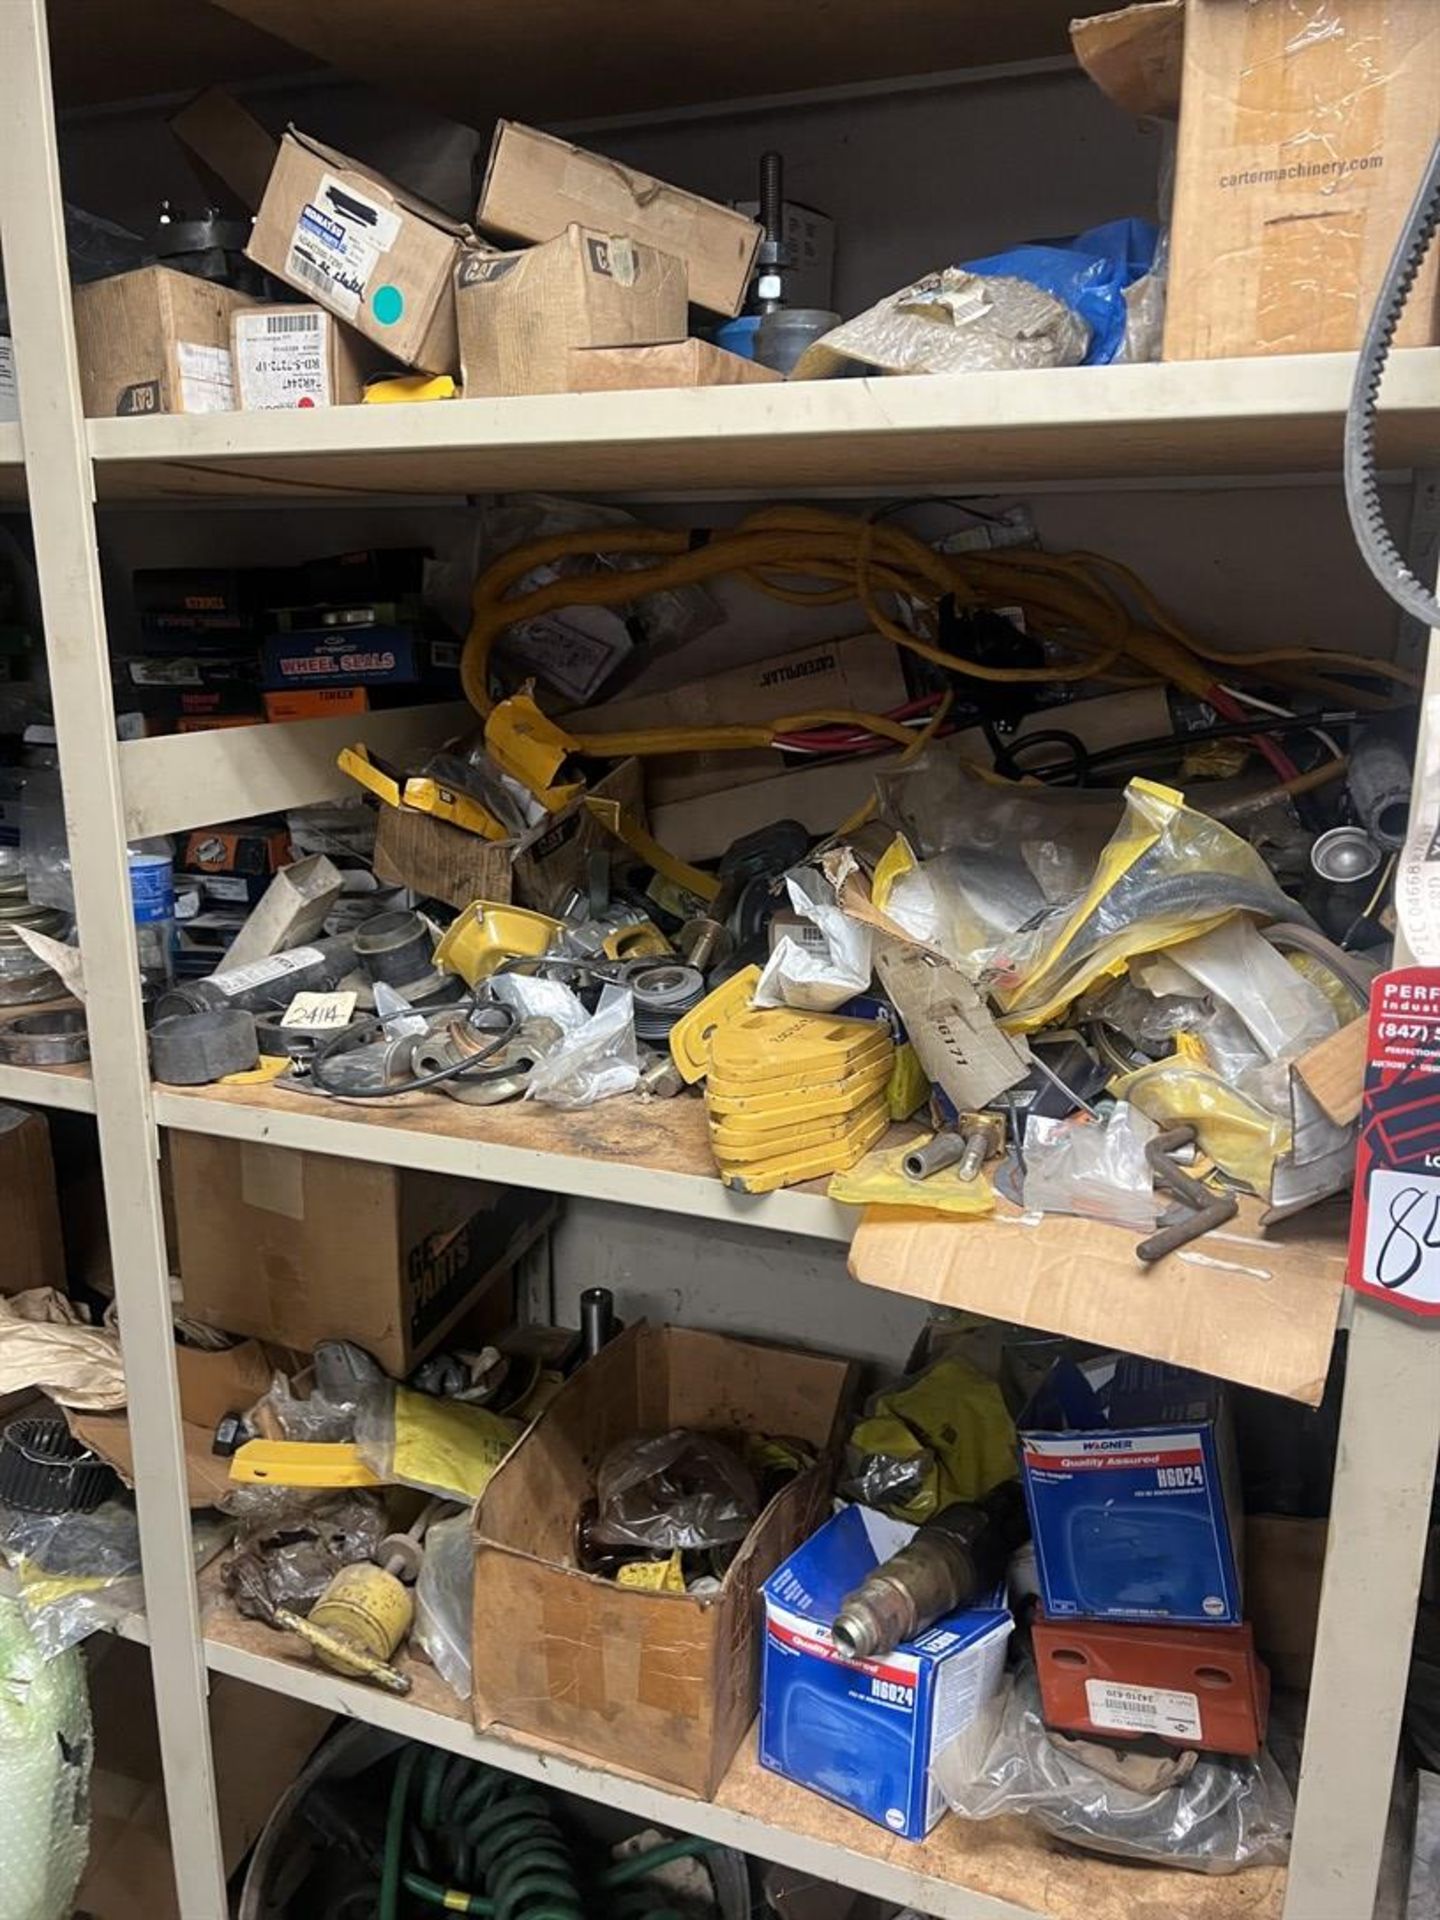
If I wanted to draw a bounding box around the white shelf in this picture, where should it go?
[85,351,1440,503]
[118,700,471,839]
[0,1060,94,1112]
[201,1614,1285,1920]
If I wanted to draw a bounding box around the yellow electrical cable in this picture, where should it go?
[462,507,1421,771]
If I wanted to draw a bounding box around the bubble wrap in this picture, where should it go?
[794,268,1091,377]
[0,1596,90,1920]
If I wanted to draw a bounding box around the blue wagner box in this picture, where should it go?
[1019,1358,1243,1628]
[759,1504,1012,1839]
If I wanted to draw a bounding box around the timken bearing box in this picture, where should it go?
[1019,1359,1243,1628]
[760,1505,1012,1839]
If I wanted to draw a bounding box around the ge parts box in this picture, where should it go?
[760,1504,1012,1839]
[1020,1359,1243,1627]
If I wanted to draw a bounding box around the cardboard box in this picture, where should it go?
[233,303,381,409]
[170,86,280,215]
[264,686,370,722]
[181,820,291,878]
[373,805,512,910]
[478,121,761,318]
[261,624,453,690]
[0,1104,65,1294]
[1245,1512,1326,1690]
[1019,1358,1244,1627]
[68,1338,296,1506]
[247,129,470,373]
[472,1322,853,1794]
[72,266,257,418]
[169,1131,552,1372]
[568,339,782,392]
[456,227,686,398]
[1164,0,1440,359]
[77,1637,330,1920]
[759,1504,1011,1839]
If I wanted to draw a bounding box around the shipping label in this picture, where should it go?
[286,173,400,320]
[236,308,332,409]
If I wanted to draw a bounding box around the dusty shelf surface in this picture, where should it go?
[85,352,1440,503]
[0,998,94,1112]
[203,1597,1285,1920]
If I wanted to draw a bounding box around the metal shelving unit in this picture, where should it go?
[0,1,1437,1915]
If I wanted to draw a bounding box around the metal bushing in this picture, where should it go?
[0,1007,89,1066]
[624,961,705,1041]
[354,910,435,991]
[149,1008,259,1085]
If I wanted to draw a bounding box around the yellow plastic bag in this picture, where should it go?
[362,1387,521,1504]
[845,1357,1016,1522]
[829,1140,996,1216]
[1111,1053,1291,1194]
[993,779,1294,1034]
[616,1551,686,1593]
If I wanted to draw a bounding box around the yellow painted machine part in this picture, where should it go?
[668,966,762,1083]
[228,1440,384,1488]
[306,1561,415,1670]
[717,1105,890,1193]
[434,902,565,985]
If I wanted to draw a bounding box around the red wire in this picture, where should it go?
[1204,684,1302,783]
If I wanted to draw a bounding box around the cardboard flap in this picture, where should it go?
[170,87,279,213]
[1070,1,1184,120]
[849,1198,1346,1406]
[285,125,471,235]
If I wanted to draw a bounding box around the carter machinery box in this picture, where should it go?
[760,1504,1012,1839]
[1019,1357,1243,1628]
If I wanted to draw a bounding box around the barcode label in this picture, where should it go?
[1084,1679,1201,1740]
[236,308,333,411]
[288,251,334,299]
[266,310,322,335]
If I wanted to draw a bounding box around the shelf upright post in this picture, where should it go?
[1284,588,1440,1919]
[0,0,230,1911]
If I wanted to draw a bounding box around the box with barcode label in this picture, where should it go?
[233,305,382,410]
[1020,1358,1244,1627]
[73,267,258,418]
[247,130,469,373]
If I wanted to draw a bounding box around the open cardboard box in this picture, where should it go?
[67,1339,299,1506]
[472,1322,855,1796]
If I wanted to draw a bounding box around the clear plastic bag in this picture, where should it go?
[413,1509,474,1701]
[993,780,1299,1033]
[1163,920,1337,1064]
[523,983,639,1108]
[875,755,1123,878]
[1,1500,228,1655]
[1022,1102,1158,1231]
[253,1371,361,1445]
[754,868,872,1011]
[935,1668,1293,1875]
[221,1490,388,1623]
[590,1431,759,1552]
[794,269,1091,378]
[19,770,73,913]
[1112,1055,1291,1195]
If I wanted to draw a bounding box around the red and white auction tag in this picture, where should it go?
[1347,967,1440,1316]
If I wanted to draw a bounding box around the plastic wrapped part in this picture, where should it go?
[0,1595,90,1920]
[876,755,1124,884]
[993,780,1303,1034]
[935,1668,1293,1875]
[254,1371,361,1445]
[0,1499,229,1655]
[1113,1055,1292,1195]
[429,495,721,701]
[793,267,1090,378]
[843,1357,1017,1524]
[590,1430,759,1552]
[355,1385,519,1504]
[754,868,873,1012]
[523,983,639,1108]
[222,1490,387,1624]
[793,220,1159,379]
[19,770,73,914]
[1163,920,1337,1064]
[828,1139,996,1216]
[413,1509,475,1701]
[489,969,589,1033]
[1022,1103,1159,1231]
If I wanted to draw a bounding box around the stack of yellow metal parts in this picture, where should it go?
[705,1009,894,1195]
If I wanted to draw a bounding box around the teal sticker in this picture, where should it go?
[371,284,404,326]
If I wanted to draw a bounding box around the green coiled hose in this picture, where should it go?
[377,1747,717,1920]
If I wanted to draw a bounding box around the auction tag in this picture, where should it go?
[282,990,356,1030]
[1347,967,1440,1315]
